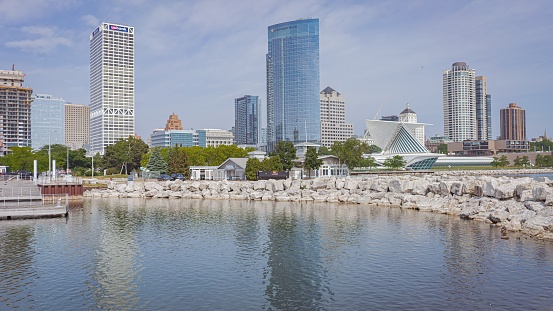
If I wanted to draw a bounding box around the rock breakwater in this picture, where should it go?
[84,172,553,240]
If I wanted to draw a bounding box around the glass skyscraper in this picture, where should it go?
[266,18,320,151]
[89,22,135,154]
[235,95,261,145]
[31,94,65,150]
[475,76,492,140]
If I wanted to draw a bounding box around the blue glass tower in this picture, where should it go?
[31,94,65,150]
[266,18,320,151]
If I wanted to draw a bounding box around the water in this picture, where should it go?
[1,198,553,310]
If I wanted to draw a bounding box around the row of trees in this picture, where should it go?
[0,136,408,177]
[143,144,253,177]
[490,154,553,168]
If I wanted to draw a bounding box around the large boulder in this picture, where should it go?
[532,184,551,201]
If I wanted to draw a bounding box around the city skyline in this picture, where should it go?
[1,0,552,141]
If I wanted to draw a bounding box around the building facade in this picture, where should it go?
[234,95,261,145]
[65,103,90,150]
[500,103,526,140]
[398,103,425,145]
[475,76,492,140]
[197,129,234,148]
[266,18,320,151]
[319,87,354,148]
[165,113,183,130]
[443,62,477,142]
[90,22,135,154]
[0,69,32,152]
[447,139,530,156]
[31,94,65,150]
[150,129,196,147]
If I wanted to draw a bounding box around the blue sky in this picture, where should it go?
[1,0,552,140]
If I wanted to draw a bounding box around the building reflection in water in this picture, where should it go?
[262,202,331,310]
[88,199,144,311]
[0,225,36,308]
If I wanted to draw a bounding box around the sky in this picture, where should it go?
[1,0,552,141]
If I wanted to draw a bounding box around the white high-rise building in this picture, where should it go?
[320,87,354,148]
[89,22,135,154]
[443,62,477,142]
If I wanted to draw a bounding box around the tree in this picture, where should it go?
[360,156,377,170]
[261,156,283,171]
[514,155,531,168]
[146,147,168,174]
[102,136,149,174]
[270,141,297,170]
[437,143,448,155]
[535,154,553,168]
[330,138,372,171]
[167,147,189,176]
[317,145,330,156]
[304,147,322,178]
[499,155,510,167]
[383,155,406,170]
[245,158,261,180]
[530,138,553,152]
[491,155,510,168]
[368,144,382,154]
[0,147,36,172]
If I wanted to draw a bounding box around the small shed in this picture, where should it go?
[213,158,248,180]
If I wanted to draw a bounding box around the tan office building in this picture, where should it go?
[65,103,90,150]
[320,87,354,148]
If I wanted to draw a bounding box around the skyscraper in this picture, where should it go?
[234,95,261,145]
[266,18,320,151]
[89,22,135,154]
[500,103,526,140]
[443,62,477,142]
[31,94,65,150]
[319,87,353,148]
[475,76,492,140]
[65,103,90,150]
[0,68,32,152]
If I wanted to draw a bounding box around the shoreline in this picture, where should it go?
[84,169,553,240]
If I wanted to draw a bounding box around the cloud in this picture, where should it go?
[5,26,73,54]
[0,0,77,24]
[81,14,99,28]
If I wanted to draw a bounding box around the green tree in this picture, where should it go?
[360,156,377,170]
[167,147,189,176]
[101,136,149,174]
[317,145,330,156]
[437,143,448,154]
[514,155,531,168]
[368,144,382,154]
[535,154,553,168]
[261,156,283,171]
[269,141,297,170]
[304,147,322,178]
[383,155,406,170]
[491,155,510,168]
[146,147,168,174]
[530,138,553,152]
[0,147,36,172]
[245,158,261,180]
[330,138,372,171]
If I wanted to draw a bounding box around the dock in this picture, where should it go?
[0,204,68,220]
[0,180,70,220]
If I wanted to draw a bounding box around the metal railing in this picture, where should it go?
[35,176,83,185]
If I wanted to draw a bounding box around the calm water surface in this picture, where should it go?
[1,198,553,310]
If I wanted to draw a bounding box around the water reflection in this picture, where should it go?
[88,200,144,311]
[263,202,331,310]
[1,199,552,310]
[0,225,36,308]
